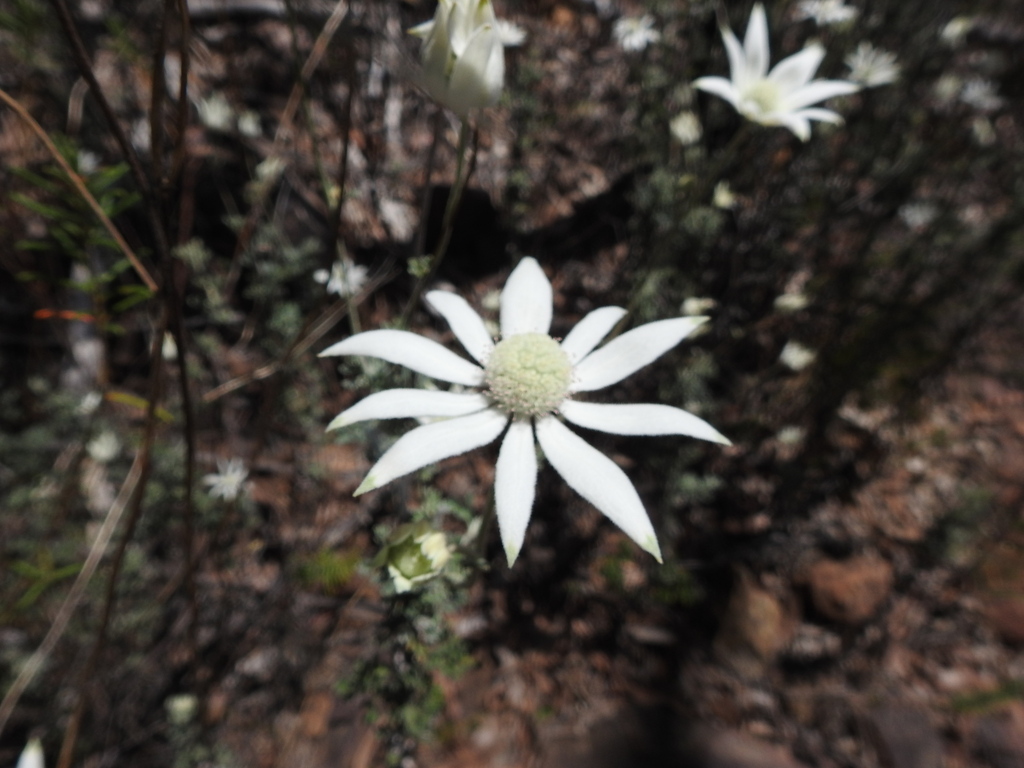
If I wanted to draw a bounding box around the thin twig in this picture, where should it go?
[400,119,474,326]
[55,319,167,768]
[0,87,159,293]
[0,439,150,737]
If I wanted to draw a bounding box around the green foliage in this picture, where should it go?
[8,551,80,612]
[297,548,360,595]
[650,560,704,607]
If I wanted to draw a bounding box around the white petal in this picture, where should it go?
[355,408,508,495]
[780,79,859,111]
[535,416,661,562]
[774,112,812,140]
[560,400,731,444]
[426,290,495,363]
[447,24,504,114]
[408,19,435,38]
[721,26,749,89]
[572,316,708,393]
[693,76,742,110]
[327,389,490,430]
[560,306,627,364]
[494,419,537,565]
[767,45,825,94]
[794,107,845,124]
[320,330,484,386]
[500,257,553,336]
[743,4,771,82]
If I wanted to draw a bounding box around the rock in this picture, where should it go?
[865,705,943,768]
[981,598,1024,645]
[971,703,1024,768]
[977,542,1024,644]
[805,554,894,625]
[714,569,796,678]
[680,726,811,768]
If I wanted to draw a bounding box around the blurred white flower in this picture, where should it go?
[87,431,121,463]
[237,110,262,138]
[794,0,858,26]
[496,18,527,47]
[197,92,234,132]
[712,181,738,209]
[899,201,939,231]
[960,78,1003,112]
[77,150,100,175]
[162,331,178,361]
[670,110,703,146]
[17,738,45,768]
[165,693,199,726]
[780,341,816,371]
[693,4,859,141]
[321,257,730,565]
[78,391,103,415]
[409,0,505,116]
[613,14,661,52]
[681,297,717,316]
[314,258,369,298]
[844,42,899,87]
[940,16,974,47]
[774,292,810,313]
[203,457,249,501]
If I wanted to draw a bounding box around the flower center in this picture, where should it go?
[484,333,572,418]
[740,79,781,117]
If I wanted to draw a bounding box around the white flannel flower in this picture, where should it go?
[314,258,369,298]
[844,42,899,87]
[693,4,860,141]
[409,0,505,117]
[960,78,1004,112]
[613,14,661,52]
[794,0,858,26]
[377,522,452,593]
[321,258,730,565]
[202,457,249,501]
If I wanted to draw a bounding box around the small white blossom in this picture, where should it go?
[496,19,527,47]
[844,42,899,87]
[613,14,661,52]
[78,391,103,415]
[794,0,859,26]
[409,0,505,116]
[681,297,717,316]
[779,341,816,371]
[693,4,859,141]
[77,150,100,174]
[321,257,730,565]
[203,457,249,501]
[162,331,178,361]
[899,201,939,231]
[712,181,738,209]
[774,292,810,313]
[237,110,262,138]
[960,78,1003,112]
[670,110,703,146]
[87,431,120,463]
[940,16,974,47]
[314,259,369,298]
[197,92,234,132]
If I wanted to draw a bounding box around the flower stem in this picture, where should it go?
[400,118,474,327]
